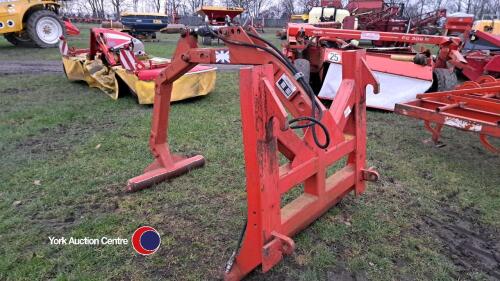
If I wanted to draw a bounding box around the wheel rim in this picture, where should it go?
[36,17,62,44]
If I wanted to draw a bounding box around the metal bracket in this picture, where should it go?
[362,167,380,182]
[262,232,295,272]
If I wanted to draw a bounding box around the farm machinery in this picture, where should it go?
[474,16,500,35]
[346,0,446,34]
[283,23,464,110]
[408,9,447,35]
[350,2,407,32]
[102,12,170,41]
[59,28,216,104]
[0,0,79,48]
[395,76,500,153]
[454,30,500,81]
[441,13,500,81]
[197,6,244,45]
[276,0,448,39]
[127,24,380,280]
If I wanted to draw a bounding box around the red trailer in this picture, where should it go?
[444,13,474,36]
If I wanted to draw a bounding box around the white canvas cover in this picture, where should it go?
[318,63,433,111]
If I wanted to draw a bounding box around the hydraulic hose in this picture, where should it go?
[224,219,247,273]
[203,25,330,149]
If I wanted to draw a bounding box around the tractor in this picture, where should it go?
[1,0,68,48]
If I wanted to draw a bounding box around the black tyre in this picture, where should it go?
[432,68,458,92]
[26,10,66,48]
[294,59,311,84]
[202,36,212,46]
[3,32,36,47]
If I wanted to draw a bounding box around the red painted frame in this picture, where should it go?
[127,26,380,280]
[395,76,500,153]
[285,23,464,69]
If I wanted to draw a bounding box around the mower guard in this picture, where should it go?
[319,62,433,110]
[319,53,433,110]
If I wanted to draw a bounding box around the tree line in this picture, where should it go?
[62,0,499,20]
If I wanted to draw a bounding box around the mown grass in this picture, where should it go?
[0,24,499,281]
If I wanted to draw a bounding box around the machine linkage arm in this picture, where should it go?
[156,27,320,124]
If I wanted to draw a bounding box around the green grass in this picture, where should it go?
[0,24,499,281]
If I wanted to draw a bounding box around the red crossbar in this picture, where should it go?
[395,76,500,153]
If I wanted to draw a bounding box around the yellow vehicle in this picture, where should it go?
[474,19,500,35]
[278,8,353,39]
[0,0,66,48]
[290,14,309,23]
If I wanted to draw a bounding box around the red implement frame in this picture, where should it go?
[197,6,244,25]
[286,23,465,69]
[409,9,447,34]
[444,15,474,36]
[127,26,380,279]
[395,76,500,153]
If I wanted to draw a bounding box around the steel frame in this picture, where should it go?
[286,23,465,69]
[127,26,380,280]
[395,76,500,153]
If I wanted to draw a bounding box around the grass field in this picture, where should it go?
[0,24,499,281]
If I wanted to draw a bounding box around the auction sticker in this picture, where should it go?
[360,32,380,41]
[328,51,341,63]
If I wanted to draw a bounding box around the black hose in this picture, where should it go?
[224,219,247,273]
[212,27,331,269]
[247,32,330,149]
[204,26,330,149]
[247,33,322,112]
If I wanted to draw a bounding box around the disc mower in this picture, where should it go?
[283,23,465,110]
[59,28,216,104]
[127,25,380,280]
